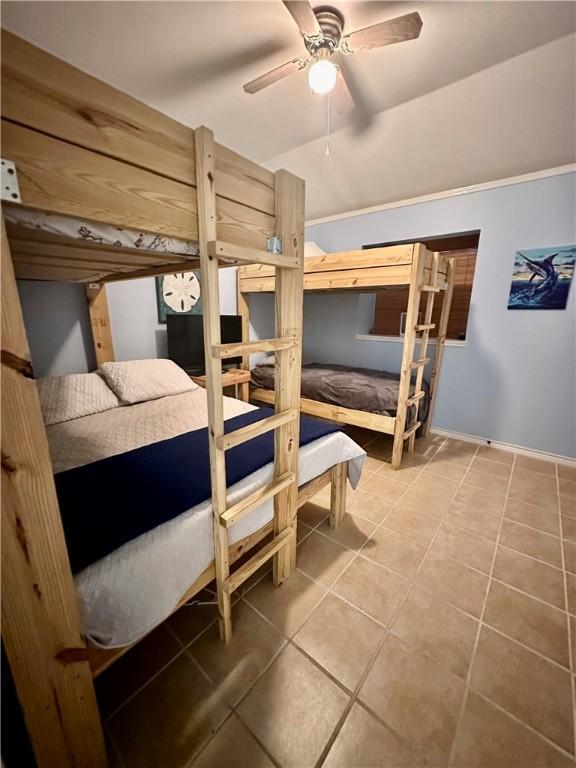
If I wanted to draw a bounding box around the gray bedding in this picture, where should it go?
[251,362,429,421]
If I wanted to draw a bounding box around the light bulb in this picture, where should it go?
[308,58,338,95]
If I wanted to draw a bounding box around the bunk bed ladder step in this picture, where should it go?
[207,240,301,270]
[215,408,299,451]
[220,472,295,528]
[213,336,298,359]
[223,528,296,594]
[415,323,435,331]
[420,284,441,293]
[410,357,430,369]
[403,421,422,440]
[407,391,426,406]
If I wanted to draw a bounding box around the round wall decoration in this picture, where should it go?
[156,271,203,323]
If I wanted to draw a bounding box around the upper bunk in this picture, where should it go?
[0,30,286,283]
[238,243,451,293]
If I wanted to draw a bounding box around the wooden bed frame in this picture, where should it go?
[238,244,456,468]
[0,30,350,767]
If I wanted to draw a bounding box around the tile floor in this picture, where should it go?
[98,431,576,768]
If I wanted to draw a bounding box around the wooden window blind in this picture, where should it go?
[370,235,478,341]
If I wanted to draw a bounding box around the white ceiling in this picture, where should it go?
[3,0,575,161]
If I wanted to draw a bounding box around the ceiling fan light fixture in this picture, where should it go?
[308,58,338,94]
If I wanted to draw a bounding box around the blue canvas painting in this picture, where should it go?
[508,246,575,310]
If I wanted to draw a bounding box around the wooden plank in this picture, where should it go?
[272,170,305,586]
[407,391,426,406]
[2,120,274,251]
[1,30,275,216]
[1,213,107,767]
[330,462,347,528]
[220,472,295,528]
[86,283,115,366]
[15,262,104,282]
[214,336,297,360]
[196,126,232,642]
[208,240,301,270]
[237,277,250,402]
[239,264,413,293]
[216,408,298,451]
[224,528,295,594]
[296,469,332,509]
[423,257,456,437]
[100,259,202,283]
[10,237,188,267]
[403,421,422,440]
[409,357,430,369]
[251,387,396,434]
[415,323,435,331]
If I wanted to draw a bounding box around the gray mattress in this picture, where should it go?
[251,362,429,422]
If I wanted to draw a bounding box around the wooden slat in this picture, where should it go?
[1,30,275,217]
[220,472,295,528]
[214,336,297,360]
[407,391,426,406]
[237,279,250,402]
[86,283,114,365]
[250,387,396,434]
[410,357,430,369]
[415,323,435,331]
[403,421,422,440]
[296,469,332,509]
[240,264,413,293]
[223,528,295,594]
[216,409,298,451]
[208,240,301,270]
[420,284,441,293]
[330,462,347,528]
[1,213,107,767]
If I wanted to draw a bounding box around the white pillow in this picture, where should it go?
[37,373,120,426]
[99,359,198,404]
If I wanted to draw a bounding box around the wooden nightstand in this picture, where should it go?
[191,368,251,401]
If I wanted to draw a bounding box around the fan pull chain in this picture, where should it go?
[325,89,331,157]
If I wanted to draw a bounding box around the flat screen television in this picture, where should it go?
[166,314,242,374]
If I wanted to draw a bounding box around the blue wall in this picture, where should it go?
[302,173,576,457]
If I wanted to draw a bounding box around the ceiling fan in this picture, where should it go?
[243,1,423,115]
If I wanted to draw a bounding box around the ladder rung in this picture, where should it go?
[214,336,298,360]
[403,421,422,440]
[410,357,430,369]
[415,323,436,332]
[207,240,301,270]
[223,528,295,594]
[420,285,440,293]
[220,472,295,528]
[407,391,426,406]
[216,408,298,451]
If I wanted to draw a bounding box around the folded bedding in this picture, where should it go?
[251,361,429,421]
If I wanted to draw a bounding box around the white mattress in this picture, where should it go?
[47,390,366,648]
[5,206,198,256]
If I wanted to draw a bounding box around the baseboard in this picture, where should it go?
[430,427,576,467]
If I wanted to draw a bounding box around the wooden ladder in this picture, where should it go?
[391,245,441,468]
[195,127,304,642]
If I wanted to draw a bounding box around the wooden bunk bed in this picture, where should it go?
[0,30,352,767]
[238,243,456,469]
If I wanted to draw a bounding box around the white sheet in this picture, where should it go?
[47,390,365,648]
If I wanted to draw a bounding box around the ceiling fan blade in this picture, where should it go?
[334,57,373,133]
[243,57,308,94]
[340,11,423,55]
[282,0,322,39]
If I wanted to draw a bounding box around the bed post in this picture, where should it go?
[1,214,107,767]
[237,282,250,402]
[422,256,456,437]
[391,243,426,469]
[330,462,347,528]
[272,169,305,585]
[86,283,115,366]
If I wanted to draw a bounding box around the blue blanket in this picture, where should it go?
[55,407,340,573]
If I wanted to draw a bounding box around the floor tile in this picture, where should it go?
[380,505,441,547]
[470,626,574,752]
[361,473,409,504]
[415,553,489,617]
[431,523,496,574]
[453,484,506,515]
[296,530,355,588]
[508,484,559,514]
[433,447,475,467]
[483,580,569,668]
[471,456,513,478]
[189,602,285,706]
[463,469,509,497]
[452,691,574,767]
[297,521,313,543]
[424,456,469,482]
[504,498,561,536]
[566,571,576,615]
[558,464,576,483]
[374,463,421,485]
[237,644,349,768]
[511,466,558,494]
[515,454,557,476]
[359,634,465,764]
[443,438,478,455]
[96,623,182,717]
[192,715,274,768]
[476,446,515,465]
[391,586,478,679]
[411,471,460,498]
[562,514,576,542]
[363,526,428,578]
[332,555,410,626]
[400,485,454,518]
[294,594,384,691]
[560,494,576,518]
[323,702,426,768]
[167,588,220,647]
[493,545,565,609]
[443,500,502,542]
[570,615,576,663]
[298,501,329,528]
[346,489,393,524]
[318,512,376,552]
[244,569,326,637]
[109,652,230,768]
[499,519,563,567]
[564,539,576,574]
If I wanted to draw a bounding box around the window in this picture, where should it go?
[368,233,479,341]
